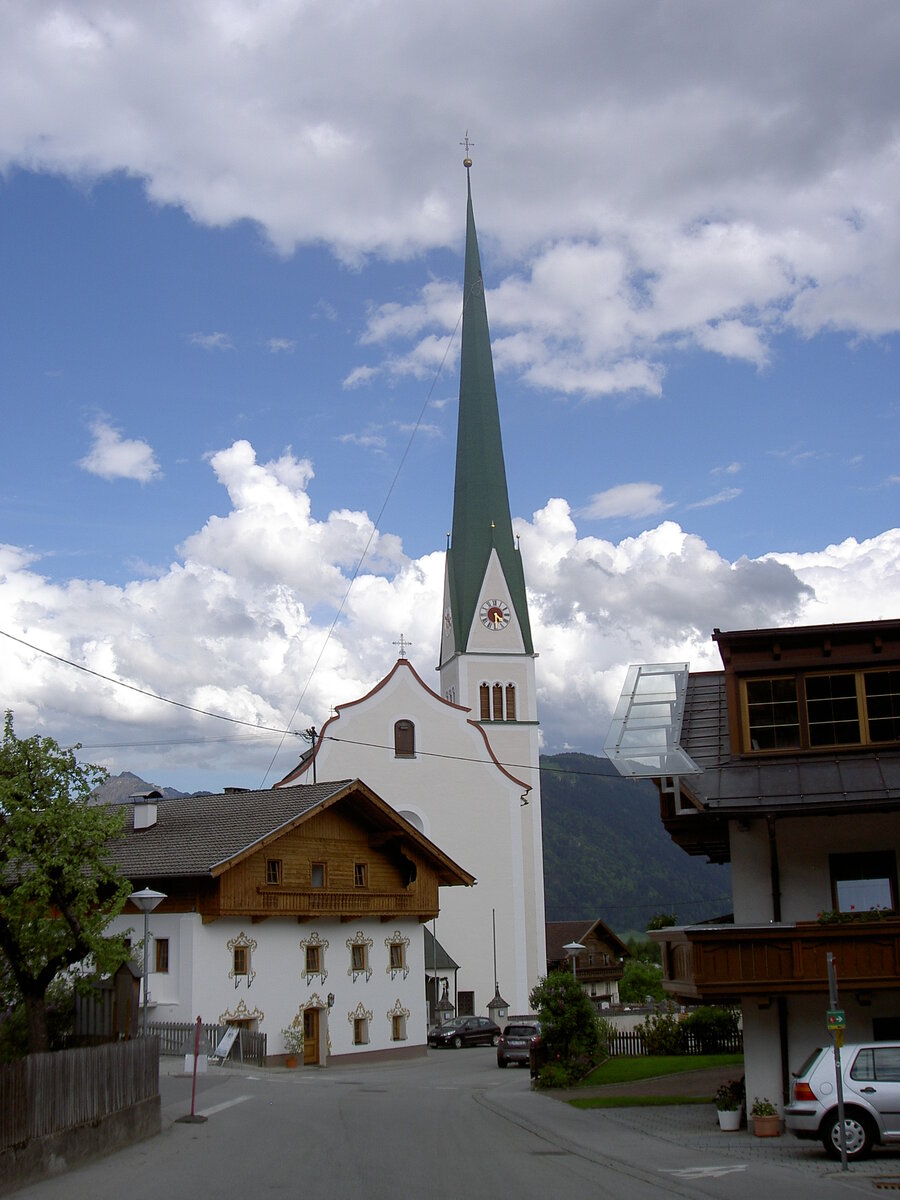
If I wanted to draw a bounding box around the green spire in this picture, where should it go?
[447,171,533,655]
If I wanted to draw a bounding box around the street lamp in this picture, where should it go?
[563,941,585,979]
[129,887,166,1035]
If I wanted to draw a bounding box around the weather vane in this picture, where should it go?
[393,634,412,660]
[460,130,474,169]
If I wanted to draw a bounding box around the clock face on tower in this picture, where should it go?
[480,598,511,630]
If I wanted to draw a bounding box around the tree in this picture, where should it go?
[619,957,666,1005]
[0,713,131,1055]
[530,969,601,1084]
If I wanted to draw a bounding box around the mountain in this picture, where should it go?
[540,753,731,934]
[91,771,193,804]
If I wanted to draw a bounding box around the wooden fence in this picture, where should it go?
[0,1037,158,1155]
[148,1021,267,1067]
[606,1027,743,1057]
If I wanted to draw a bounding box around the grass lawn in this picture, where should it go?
[581,1052,743,1088]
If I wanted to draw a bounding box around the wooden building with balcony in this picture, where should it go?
[606,619,900,1112]
[545,920,630,1007]
[107,779,473,1065]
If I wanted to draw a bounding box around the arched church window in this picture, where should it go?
[492,684,503,721]
[394,720,415,758]
[505,685,516,721]
[479,685,491,721]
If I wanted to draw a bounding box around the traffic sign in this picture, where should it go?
[827,1009,846,1030]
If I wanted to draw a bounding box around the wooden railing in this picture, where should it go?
[253,887,413,915]
[0,1037,158,1154]
[653,919,900,1000]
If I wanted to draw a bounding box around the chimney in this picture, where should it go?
[131,790,162,830]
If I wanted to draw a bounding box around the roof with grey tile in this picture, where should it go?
[109,780,356,878]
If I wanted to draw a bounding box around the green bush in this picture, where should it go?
[530,969,602,1086]
[635,1010,686,1055]
[683,1005,739,1052]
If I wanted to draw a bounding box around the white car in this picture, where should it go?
[785,1042,900,1160]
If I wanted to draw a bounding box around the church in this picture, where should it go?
[277,161,547,1018]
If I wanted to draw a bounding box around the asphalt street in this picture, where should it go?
[11,1050,900,1200]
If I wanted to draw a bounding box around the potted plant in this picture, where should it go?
[750,1096,780,1137]
[714,1079,744,1131]
[281,1025,304,1068]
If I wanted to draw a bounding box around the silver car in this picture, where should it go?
[785,1042,900,1160]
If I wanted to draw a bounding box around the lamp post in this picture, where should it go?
[563,941,585,979]
[129,887,166,1035]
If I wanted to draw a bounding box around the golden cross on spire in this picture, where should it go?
[460,130,474,169]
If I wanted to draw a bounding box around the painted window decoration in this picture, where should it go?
[394,719,415,758]
[349,1002,373,1045]
[310,862,326,888]
[387,999,410,1042]
[266,858,283,885]
[227,932,258,988]
[299,932,329,984]
[347,931,373,982]
[218,999,263,1027]
[155,937,169,973]
[743,668,900,753]
[385,931,410,980]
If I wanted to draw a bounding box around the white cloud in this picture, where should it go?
[343,366,379,389]
[578,483,673,520]
[266,337,295,353]
[1,3,897,396]
[687,487,742,510]
[4,439,898,789]
[188,332,234,351]
[78,419,162,483]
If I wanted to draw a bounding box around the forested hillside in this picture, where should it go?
[540,752,731,934]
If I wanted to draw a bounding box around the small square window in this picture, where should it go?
[389,943,404,971]
[155,938,169,973]
[305,945,321,974]
[831,851,897,913]
[351,944,367,973]
[354,863,368,888]
[266,859,283,885]
[353,1017,368,1045]
[391,1013,406,1041]
[233,946,248,976]
[311,863,325,888]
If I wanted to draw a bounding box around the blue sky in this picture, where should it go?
[1,1,899,791]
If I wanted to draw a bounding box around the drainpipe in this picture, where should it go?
[767,814,789,1102]
[767,815,782,922]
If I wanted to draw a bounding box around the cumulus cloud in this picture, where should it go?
[78,419,162,483]
[2,440,899,789]
[0,3,897,398]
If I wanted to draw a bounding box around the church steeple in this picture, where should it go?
[443,165,533,659]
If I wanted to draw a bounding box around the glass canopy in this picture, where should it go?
[604,662,701,778]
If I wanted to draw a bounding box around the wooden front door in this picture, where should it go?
[303,1007,319,1065]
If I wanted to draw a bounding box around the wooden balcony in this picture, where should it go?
[652,919,900,1002]
[249,886,414,918]
[572,964,625,985]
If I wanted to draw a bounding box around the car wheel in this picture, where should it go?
[453,1035,463,1049]
[821,1109,875,1161]
[491,1034,500,1047]
[497,1057,507,1068]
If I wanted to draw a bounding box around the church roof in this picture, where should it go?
[446,171,533,655]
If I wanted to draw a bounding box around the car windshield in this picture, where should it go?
[505,1025,537,1037]
[442,1018,466,1029]
[793,1046,824,1078]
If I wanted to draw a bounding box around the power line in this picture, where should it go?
[0,628,301,738]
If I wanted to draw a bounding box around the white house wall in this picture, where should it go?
[109,912,427,1060]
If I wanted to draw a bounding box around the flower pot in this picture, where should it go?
[752,1114,780,1137]
[284,1054,299,1069]
[717,1107,742,1132]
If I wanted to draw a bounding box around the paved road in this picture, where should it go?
[12,1051,900,1200]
